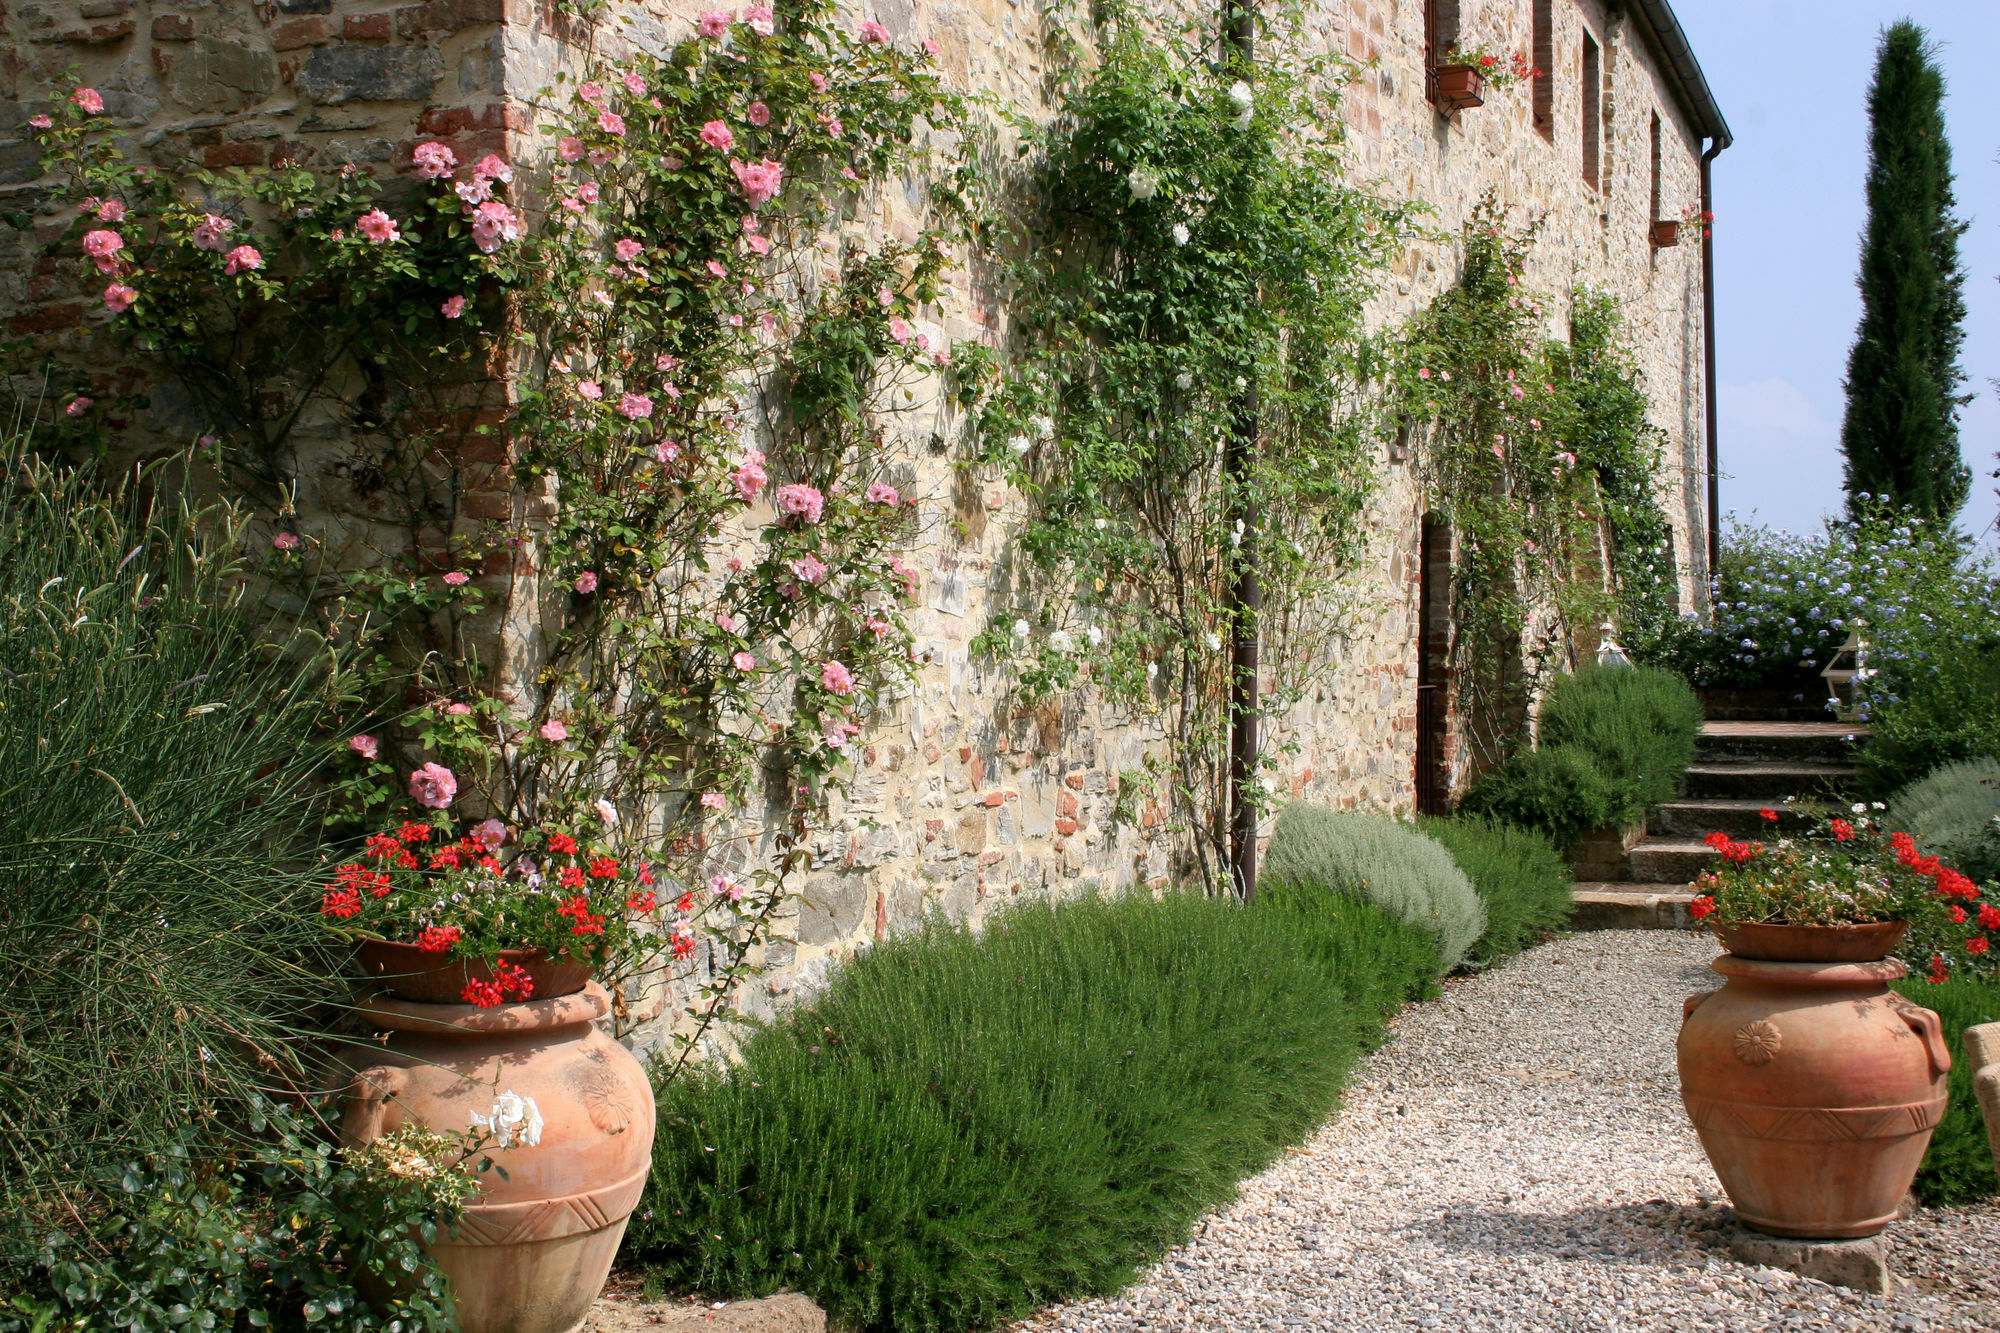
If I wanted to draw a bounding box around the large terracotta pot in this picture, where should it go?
[341,982,655,1333]
[1678,934,1950,1238]
[357,939,591,1005]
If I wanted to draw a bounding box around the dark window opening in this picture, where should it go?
[1649,112,1663,220]
[1424,0,1462,107]
[1581,31,1602,189]
[1532,0,1554,140]
[1416,514,1453,816]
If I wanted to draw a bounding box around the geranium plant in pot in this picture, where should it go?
[1678,811,1970,1238]
[1432,44,1539,112]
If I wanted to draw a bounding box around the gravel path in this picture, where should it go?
[1006,930,2000,1333]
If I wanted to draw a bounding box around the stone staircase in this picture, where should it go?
[1571,720,1867,930]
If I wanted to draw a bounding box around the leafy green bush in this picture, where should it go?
[625,887,1435,1332]
[1537,664,1704,814]
[1891,976,1999,1205]
[1418,815,1574,963]
[0,446,346,1229]
[1261,805,1486,972]
[1457,745,1620,851]
[1890,757,2000,885]
[1864,639,2000,793]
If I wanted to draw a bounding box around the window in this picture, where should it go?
[1424,0,1461,106]
[1581,31,1602,188]
[1649,112,1662,220]
[1532,0,1553,140]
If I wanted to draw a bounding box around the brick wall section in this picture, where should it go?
[0,0,1720,1037]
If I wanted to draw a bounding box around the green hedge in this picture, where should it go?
[624,887,1436,1332]
[1261,805,1485,972]
[1893,975,1999,1206]
[1461,664,1703,847]
[1419,814,1574,964]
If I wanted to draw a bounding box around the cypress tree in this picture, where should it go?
[1839,20,1971,521]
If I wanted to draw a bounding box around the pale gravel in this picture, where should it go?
[1005,929,2000,1333]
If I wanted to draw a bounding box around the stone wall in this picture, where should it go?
[0,0,1721,1032]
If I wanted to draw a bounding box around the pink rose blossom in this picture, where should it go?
[613,237,643,262]
[65,397,91,417]
[730,456,768,501]
[774,483,825,524]
[659,155,684,170]
[102,282,137,313]
[349,734,380,760]
[817,113,843,137]
[578,181,600,203]
[558,136,585,162]
[622,71,647,96]
[472,818,508,850]
[729,157,784,206]
[356,208,400,243]
[732,651,756,671]
[706,259,728,278]
[619,392,653,420]
[454,176,494,206]
[789,553,829,584]
[697,9,731,37]
[27,115,52,130]
[809,71,828,92]
[408,762,458,810]
[700,119,735,151]
[70,87,104,114]
[188,214,231,255]
[597,110,626,136]
[578,81,607,107]
[441,295,467,318]
[587,148,613,168]
[726,314,744,328]
[447,702,472,716]
[470,201,521,253]
[866,615,892,639]
[412,141,457,179]
[472,153,512,183]
[866,482,899,505]
[96,199,125,222]
[823,717,862,750]
[710,873,743,900]
[858,20,890,43]
[716,611,744,633]
[443,570,471,586]
[922,37,939,56]
[933,350,951,367]
[727,557,745,572]
[744,5,774,34]
[223,245,262,275]
[539,718,569,742]
[747,234,771,255]
[700,792,727,810]
[746,101,770,127]
[574,570,600,593]
[819,660,855,694]
[577,380,603,401]
[81,228,123,273]
[655,439,681,465]
[655,353,680,371]
[840,167,859,181]
[272,531,300,551]
[888,317,911,344]
[889,555,919,598]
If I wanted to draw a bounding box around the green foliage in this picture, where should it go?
[966,2,1413,885]
[1841,20,1971,521]
[1862,624,2000,794]
[1457,745,1619,851]
[1890,757,2000,886]
[1261,805,1485,972]
[624,887,1435,1333]
[1538,665,1703,815]
[1388,208,1677,757]
[0,442,348,1225]
[1891,975,1999,1205]
[4,1107,471,1333]
[1418,814,1574,964]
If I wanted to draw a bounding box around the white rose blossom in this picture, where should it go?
[1172,222,1190,247]
[1126,169,1159,201]
[470,1091,545,1149]
[1048,629,1074,654]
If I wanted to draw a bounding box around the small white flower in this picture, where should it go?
[1205,631,1222,651]
[1087,625,1104,647]
[1851,803,1868,815]
[1029,414,1055,441]
[470,1091,545,1149]
[1172,222,1190,247]
[1013,618,1030,638]
[1176,371,1194,390]
[1126,169,1159,201]
[1008,435,1031,456]
[595,797,618,826]
[1227,81,1254,113]
[1094,517,1109,531]
[1048,629,1074,654]
[1146,662,1159,681]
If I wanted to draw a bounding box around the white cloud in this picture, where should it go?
[1716,377,1844,532]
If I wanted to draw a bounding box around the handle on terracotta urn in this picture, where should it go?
[1682,991,1712,1022]
[1900,1006,1952,1081]
[340,1065,408,1147]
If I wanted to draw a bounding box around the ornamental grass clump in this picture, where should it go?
[626,887,1435,1333]
[1261,805,1485,972]
[1690,811,1997,982]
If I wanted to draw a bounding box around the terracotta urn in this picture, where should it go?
[1433,64,1486,112]
[342,981,655,1333]
[1678,924,1950,1238]
[357,938,592,1005]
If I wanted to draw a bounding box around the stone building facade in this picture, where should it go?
[0,0,1728,1020]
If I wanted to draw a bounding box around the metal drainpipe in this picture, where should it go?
[1223,1,1259,903]
[1701,135,1722,597]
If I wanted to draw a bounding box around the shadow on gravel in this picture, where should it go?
[1406,1198,1738,1266]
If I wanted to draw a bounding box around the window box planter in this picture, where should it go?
[1650,219,1682,248]
[1433,64,1486,112]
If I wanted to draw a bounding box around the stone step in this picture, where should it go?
[1571,884,1699,931]
[1695,721,1870,767]
[1651,798,1819,839]
[1700,687,1838,723]
[1627,838,1720,884]
[1681,762,1858,801]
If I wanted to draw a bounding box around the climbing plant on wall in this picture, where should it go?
[1386,201,1677,765]
[964,1,1414,889]
[28,1,973,1062]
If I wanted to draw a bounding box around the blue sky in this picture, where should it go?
[1673,0,2000,543]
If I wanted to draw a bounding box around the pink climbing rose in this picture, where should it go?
[700,120,735,151]
[81,229,123,273]
[65,397,92,416]
[408,762,458,810]
[729,158,784,206]
[441,295,467,318]
[272,532,300,551]
[539,718,569,742]
[820,660,855,695]
[700,792,727,810]
[70,87,104,113]
[469,201,521,254]
[744,5,774,34]
[574,570,600,593]
[102,282,137,313]
[789,554,829,584]
[356,209,400,243]
[223,245,263,275]
[96,199,125,222]
[697,9,731,36]
[866,483,899,505]
[746,101,770,127]
[348,734,380,760]
[192,214,233,251]
[774,483,825,524]
[442,571,470,586]
[732,651,756,670]
[597,110,625,136]
[619,393,653,420]
[614,238,643,262]
[411,141,457,179]
[858,20,890,43]
[730,453,769,501]
[577,381,603,401]
[558,136,584,162]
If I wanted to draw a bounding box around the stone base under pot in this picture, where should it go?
[1728,1228,1895,1295]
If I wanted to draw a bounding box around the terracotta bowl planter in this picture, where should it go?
[1650,219,1681,248]
[1716,919,1907,964]
[341,981,655,1333]
[1678,931,1949,1239]
[1433,64,1486,111]
[357,939,591,1004]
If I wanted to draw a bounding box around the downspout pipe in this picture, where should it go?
[1702,135,1723,589]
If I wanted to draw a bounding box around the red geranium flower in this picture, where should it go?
[1689,895,1716,920]
[1969,937,1991,956]
[398,821,434,844]
[546,832,579,855]
[588,855,620,880]
[1759,808,1779,822]
[416,924,462,953]
[559,865,587,889]
[627,889,658,913]
[321,885,363,918]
